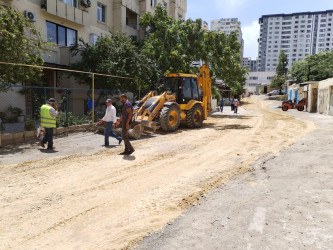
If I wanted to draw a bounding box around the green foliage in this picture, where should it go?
[7,105,23,116]
[276,50,288,76]
[270,51,289,90]
[70,32,159,94]
[289,51,333,83]
[24,118,36,131]
[289,60,308,83]
[0,4,50,90]
[56,112,91,127]
[140,6,206,74]
[140,5,247,94]
[212,86,221,102]
[270,75,287,90]
[204,31,247,93]
[279,95,288,101]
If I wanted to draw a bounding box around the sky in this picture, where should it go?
[186,0,333,58]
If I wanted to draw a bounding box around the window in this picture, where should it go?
[181,78,192,102]
[46,21,76,46]
[151,0,157,7]
[126,8,138,29]
[97,3,106,23]
[59,0,77,8]
[320,24,326,27]
[191,78,199,100]
[89,34,99,45]
[150,0,157,8]
[249,77,258,80]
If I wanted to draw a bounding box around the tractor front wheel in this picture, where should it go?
[159,105,181,132]
[186,104,204,128]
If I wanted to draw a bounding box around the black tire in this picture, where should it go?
[186,104,204,128]
[159,105,181,132]
[282,105,288,111]
[298,106,304,111]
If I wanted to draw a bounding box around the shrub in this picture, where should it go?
[56,112,91,127]
[24,119,36,131]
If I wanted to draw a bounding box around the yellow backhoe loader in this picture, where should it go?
[117,65,212,139]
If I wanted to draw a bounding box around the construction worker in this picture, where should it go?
[234,98,239,114]
[99,99,122,146]
[219,98,224,112]
[115,94,135,155]
[40,98,59,150]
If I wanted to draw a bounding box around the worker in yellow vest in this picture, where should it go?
[40,98,59,150]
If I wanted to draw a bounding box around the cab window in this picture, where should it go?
[191,78,199,100]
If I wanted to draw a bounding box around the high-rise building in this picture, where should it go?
[258,10,333,72]
[202,20,208,30]
[242,57,258,72]
[210,18,244,57]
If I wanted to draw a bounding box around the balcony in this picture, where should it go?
[41,0,89,25]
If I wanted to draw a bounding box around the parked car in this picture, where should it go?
[267,90,284,96]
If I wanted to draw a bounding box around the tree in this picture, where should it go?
[0,4,49,89]
[289,51,333,83]
[140,5,205,75]
[140,5,247,96]
[270,51,288,92]
[70,32,160,93]
[204,31,247,95]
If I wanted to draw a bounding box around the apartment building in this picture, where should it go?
[1,0,187,116]
[242,57,258,72]
[3,0,187,66]
[258,10,333,72]
[210,18,244,57]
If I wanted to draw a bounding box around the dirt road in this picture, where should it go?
[0,96,316,249]
[137,101,333,249]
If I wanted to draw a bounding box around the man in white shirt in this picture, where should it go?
[99,99,122,146]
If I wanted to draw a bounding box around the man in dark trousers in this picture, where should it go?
[39,98,59,150]
[219,98,224,112]
[115,94,135,155]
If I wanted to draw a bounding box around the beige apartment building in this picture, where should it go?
[3,0,187,66]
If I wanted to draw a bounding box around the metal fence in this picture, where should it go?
[0,84,135,134]
[0,62,140,134]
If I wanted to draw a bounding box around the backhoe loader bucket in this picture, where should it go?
[114,123,144,140]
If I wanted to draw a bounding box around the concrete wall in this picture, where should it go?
[0,88,26,114]
[318,78,333,115]
[307,82,318,113]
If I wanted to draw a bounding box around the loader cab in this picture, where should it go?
[164,75,200,104]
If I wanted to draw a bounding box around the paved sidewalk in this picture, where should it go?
[136,108,333,249]
[0,132,113,166]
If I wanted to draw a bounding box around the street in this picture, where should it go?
[0,96,326,249]
[137,100,333,249]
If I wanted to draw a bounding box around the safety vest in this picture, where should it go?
[40,104,56,128]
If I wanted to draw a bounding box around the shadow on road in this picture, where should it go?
[39,148,59,153]
[0,141,38,155]
[123,155,136,161]
[209,114,252,120]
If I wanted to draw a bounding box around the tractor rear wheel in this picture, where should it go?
[297,106,304,111]
[186,104,204,128]
[282,105,288,111]
[159,105,180,132]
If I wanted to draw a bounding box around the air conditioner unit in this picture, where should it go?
[24,11,36,22]
[81,0,91,8]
